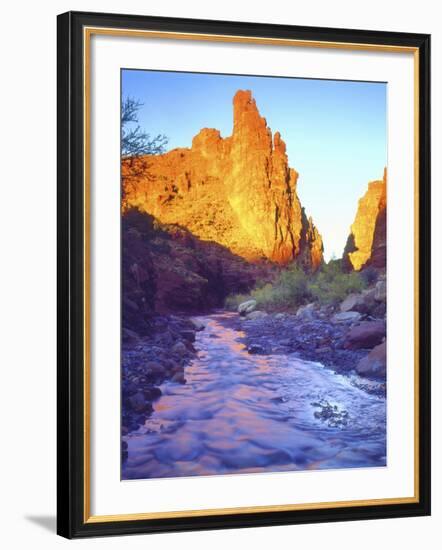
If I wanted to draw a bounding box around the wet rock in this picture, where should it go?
[144,361,167,381]
[246,310,268,320]
[129,392,152,413]
[171,371,186,384]
[279,338,291,346]
[171,341,188,356]
[183,340,196,353]
[247,343,266,355]
[122,312,198,439]
[190,318,205,331]
[356,342,386,379]
[238,312,366,377]
[332,311,362,323]
[143,386,162,401]
[163,358,182,374]
[344,320,386,350]
[350,375,386,396]
[238,299,257,316]
[180,330,196,343]
[311,400,349,428]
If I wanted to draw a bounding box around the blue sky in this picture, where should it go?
[122,69,387,260]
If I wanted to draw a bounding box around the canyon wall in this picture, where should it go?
[122,209,275,322]
[122,90,323,269]
[343,169,387,271]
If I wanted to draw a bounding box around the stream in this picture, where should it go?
[122,312,386,480]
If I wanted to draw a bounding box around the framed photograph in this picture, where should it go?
[57,11,431,538]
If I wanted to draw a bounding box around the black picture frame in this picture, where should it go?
[57,10,431,539]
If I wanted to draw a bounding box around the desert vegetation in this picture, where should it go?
[225,259,374,312]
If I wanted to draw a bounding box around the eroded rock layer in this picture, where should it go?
[343,169,387,271]
[122,90,323,269]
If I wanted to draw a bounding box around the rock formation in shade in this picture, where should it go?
[122,209,275,321]
[342,169,387,271]
[122,89,323,269]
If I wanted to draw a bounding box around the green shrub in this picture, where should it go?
[279,266,310,300]
[307,263,366,305]
[225,265,310,312]
[225,261,368,312]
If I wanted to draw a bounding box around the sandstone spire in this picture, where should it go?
[122,89,323,269]
[343,168,387,271]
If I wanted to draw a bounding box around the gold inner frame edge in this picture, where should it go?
[82,26,420,524]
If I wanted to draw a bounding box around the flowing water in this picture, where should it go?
[122,312,386,480]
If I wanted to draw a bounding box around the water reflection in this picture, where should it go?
[122,312,386,479]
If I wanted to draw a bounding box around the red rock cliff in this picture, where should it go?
[343,169,387,271]
[122,90,323,269]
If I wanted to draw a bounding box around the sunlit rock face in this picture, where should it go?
[122,90,323,269]
[343,169,387,271]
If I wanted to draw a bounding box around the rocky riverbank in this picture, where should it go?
[122,278,387,461]
[122,312,387,479]
[227,281,387,396]
[121,314,204,459]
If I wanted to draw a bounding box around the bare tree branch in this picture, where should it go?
[121,97,168,158]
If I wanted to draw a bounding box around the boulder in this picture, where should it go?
[356,342,386,378]
[340,290,377,314]
[245,310,268,320]
[163,359,183,375]
[143,386,162,401]
[296,303,316,320]
[144,361,167,382]
[145,361,166,375]
[340,293,362,312]
[238,299,257,316]
[128,392,151,413]
[180,330,196,343]
[371,301,386,319]
[171,341,187,356]
[183,339,196,353]
[171,371,186,384]
[332,311,362,323]
[190,318,205,331]
[318,304,335,319]
[344,320,386,350]
[247,344,266,355]
[375,279,387,302]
